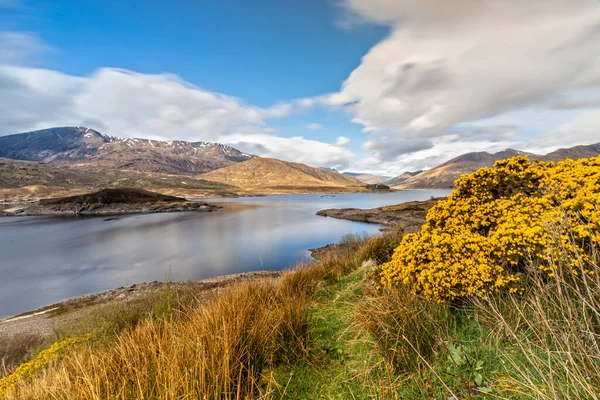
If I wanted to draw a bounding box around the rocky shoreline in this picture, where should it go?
[0,271,282,340]
[1,188,221,217]
[4,201,220,217]
[316,198,442,233]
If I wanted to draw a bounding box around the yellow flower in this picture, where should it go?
[380,156,600,301]
[0,334,92,396]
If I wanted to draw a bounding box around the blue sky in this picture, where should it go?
[1,0,599,175]
[4,0,385,103]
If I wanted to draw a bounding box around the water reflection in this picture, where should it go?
[0,190,450,317]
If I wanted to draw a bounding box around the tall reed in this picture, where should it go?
[473,221,600,399]
[5,234,370,399]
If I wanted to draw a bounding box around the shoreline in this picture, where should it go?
[0,271,282,339]
[1,188,222,217]
[315,198,442,233]
[2,202,220,217]
[1,195,440,338]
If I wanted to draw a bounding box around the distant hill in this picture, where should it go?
[541,143,600,162]
[0,127,254,175]
[342,172,392,184]
[394,145,600,189]
[200,158,364,190]
[0,157,232,201]
[381,171,423,187]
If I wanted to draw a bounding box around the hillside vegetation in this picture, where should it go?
[2,156,599,399]
[199,157,364,190]
[0,158,234,201]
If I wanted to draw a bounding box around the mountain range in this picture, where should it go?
[2,126,600,199]
[392,144,600,189]
[0,127,254,175]
[0,127,365,199]
[381,171,423,187]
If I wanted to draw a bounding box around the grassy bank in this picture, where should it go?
[2,229,599,398]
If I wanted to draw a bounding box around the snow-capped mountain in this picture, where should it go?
[0,127,255,175]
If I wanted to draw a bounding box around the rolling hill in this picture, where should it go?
[200,158,364,191]
[0,127,254,175]
[394,144,600,189]
[0,158,233,201]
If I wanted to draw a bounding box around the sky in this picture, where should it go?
[1,0,600,176]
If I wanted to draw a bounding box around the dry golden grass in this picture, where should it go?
[355,285,450,374]
[7,282,300,399]
[4,235,372,399]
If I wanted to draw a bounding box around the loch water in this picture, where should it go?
[0,190,450,318]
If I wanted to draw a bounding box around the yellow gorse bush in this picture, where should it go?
[380,156,600,301]
[0,334,92,397]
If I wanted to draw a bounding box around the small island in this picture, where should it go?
[365,183,391,191]
[2,188,220,217]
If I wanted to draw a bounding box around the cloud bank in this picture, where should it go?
[0,39,355,169]
[331,0,600,172]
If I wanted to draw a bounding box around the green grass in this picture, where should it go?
[272,269,380,399]
[271,268,529,399]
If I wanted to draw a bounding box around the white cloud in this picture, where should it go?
[532,109,600,154]
[350,132,520,176]
[363,137,433,161]
[306,123,324,130]
[0,65,85,134]
[335,0,600,136]
[0,31,49,64]
[0,65,266,140]
[0,32,355,169]
[335,136,351,146]
[218,133,354,169]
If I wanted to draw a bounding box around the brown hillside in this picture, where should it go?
[394,143,600,189]
[0,157,232,201]
[394,149,537,189]
[199,158,364,189]
[541,143,600,162]
[0,127,254,175]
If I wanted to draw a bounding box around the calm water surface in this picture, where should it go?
[0,190,450,318]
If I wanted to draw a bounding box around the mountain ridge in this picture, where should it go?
[0,127,254,175]
[381,171,423,187]
[394,144,600,189]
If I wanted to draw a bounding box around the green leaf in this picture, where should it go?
[474,373,483,386]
